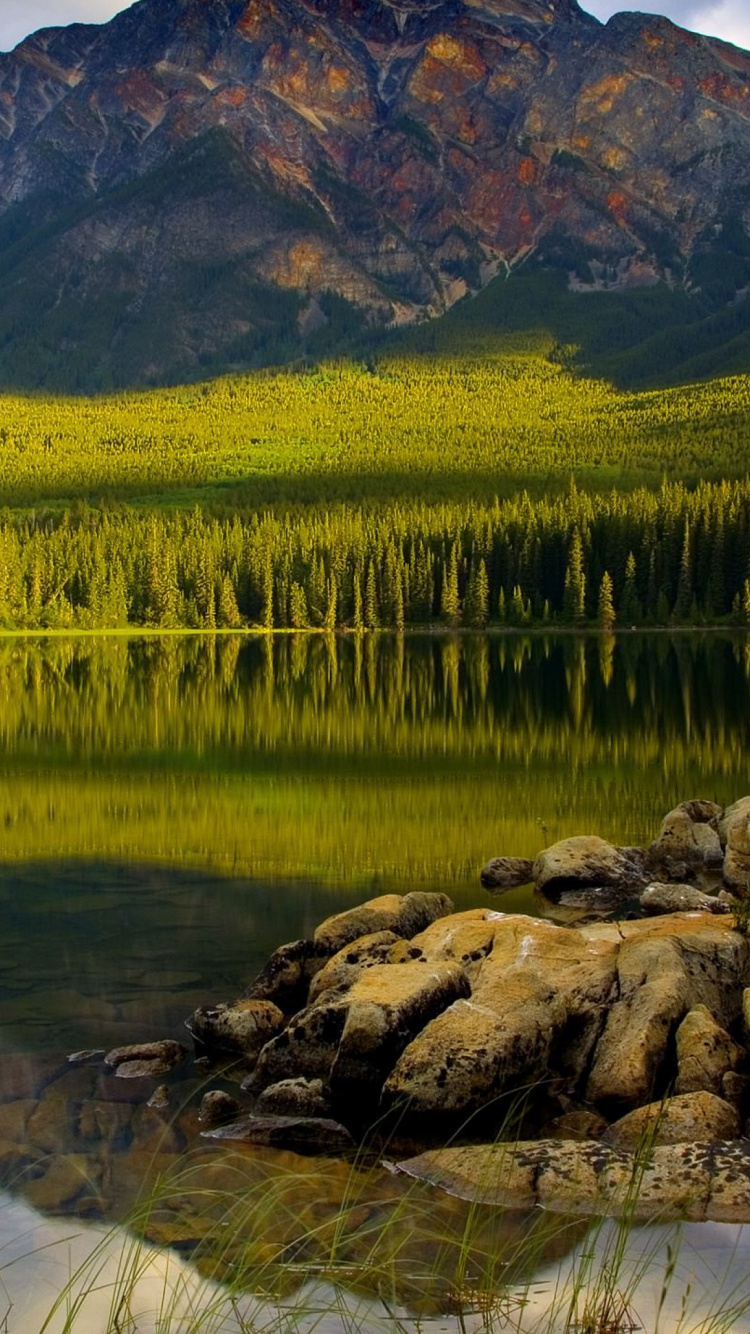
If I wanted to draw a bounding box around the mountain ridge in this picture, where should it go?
[0,0,749,387]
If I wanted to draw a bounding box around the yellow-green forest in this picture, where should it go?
[1,346,750,630]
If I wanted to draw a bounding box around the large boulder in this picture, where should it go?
[313,892,454,955]
[602,1092,740,1149]
[397,1138,750,1223]
[649,801,723,882]
[584,916,749,1112]
[308,931,402,1004]
[202,1114,355,1156]
[382,914,618,1115]
[720,797,750,891]
[480,857,534,893]
[246,960,470,1106]
[674,1005,746,1097]
[242,939,328,1013]
[532,837,649,899]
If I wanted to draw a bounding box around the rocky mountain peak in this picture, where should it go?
[0,0,748,388]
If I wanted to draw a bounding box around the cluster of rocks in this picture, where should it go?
[481,797,750,915]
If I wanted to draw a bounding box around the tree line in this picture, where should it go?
[2,478,750,631]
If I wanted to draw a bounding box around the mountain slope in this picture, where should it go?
[1,0,750,387]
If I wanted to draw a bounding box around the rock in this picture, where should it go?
[397,1139,750,1223]
[187,999,284,1060]
[383,915,617,1116]
[532,837,648,899]
[67,1050,106,1065]
[649,802,724,881]
[147,1085,171,1112]
[78,1100,132,1145]
[26,1095,78,1156]
[253,1078,332,1120]
[21,1154,100,1213]
[104,1041,187,1072]
[114,1058,177,1080]
[719,797,750,889]
[248,960,469,1106]
[0,1100,36,1144]
[313,892,453,956]
[722,1072,750,1110]
[480,858,534,893]
[584,915,749,1113]
[545,1110,609,1142]
[201,1114,355,1156]
[602,1092,740,1149]
[308,931,402,1004]
[242,939,328,1014]
[675,1006,745,1097]
[198,1091,242,1128]
[640,883,729,916]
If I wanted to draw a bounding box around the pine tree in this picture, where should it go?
[563,530,586,625]
[597,571,616,632]
[365,560,379,630]
[440,543,461,627]
[218,574,242,628]
[323,573,338,632]
[464,558,489,628]
[289,581,309,629]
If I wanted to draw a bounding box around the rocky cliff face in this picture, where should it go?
[1,0,749,385]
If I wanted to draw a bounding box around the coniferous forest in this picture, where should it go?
[2,335,750,632]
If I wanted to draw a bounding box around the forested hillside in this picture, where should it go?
[1,344,750,632]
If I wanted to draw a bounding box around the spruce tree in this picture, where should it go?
[598,571,616,632]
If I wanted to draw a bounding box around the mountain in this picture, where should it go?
[0,0,750,388]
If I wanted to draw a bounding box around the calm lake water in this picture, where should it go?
[1,630,750,1323]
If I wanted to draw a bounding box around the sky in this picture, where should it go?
[1,0,750,54]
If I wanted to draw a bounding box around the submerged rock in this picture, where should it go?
[198,1091,242,1128]
[480,857,534,892]
[201,1114,355,1156]
[104,1041,187,1074]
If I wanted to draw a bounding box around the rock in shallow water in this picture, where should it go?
[201,1114,355,1155]
[104,1041,187,1072]
[397,1138,750,1223]
[532,836,649,898]
[640,883,729,916]
[479,857,534,892]
[187,1000,284,1060]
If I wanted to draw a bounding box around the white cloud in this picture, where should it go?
[581,1,750,49]
[0,2,129,52]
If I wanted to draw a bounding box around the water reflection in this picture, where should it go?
[0,632,748,886]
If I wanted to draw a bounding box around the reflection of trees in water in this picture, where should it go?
[0,633,747,882]
[0,632,749,766]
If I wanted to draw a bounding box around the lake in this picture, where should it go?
[1,630,750,1327]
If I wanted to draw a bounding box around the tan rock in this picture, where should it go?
[384,916,617,1114]
[640,883,728,915]
[254,1077,331,1119]
[187,999,284,1060]
[308,931,402,1003]
[532,836,648,896]
[718,797,750,850]
[650,802,723,878]
[586,917,749,1111]
[78,1099,132,1144]
[397,1139,750,1223]
[331,960,471,1098]
[313,892,453,955]
[675,1005,745,1097]
[603,1092,740,1150]
[26,1094,78,1156]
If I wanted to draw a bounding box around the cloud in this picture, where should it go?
[0,2,128,52]
[581,0,750,49]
